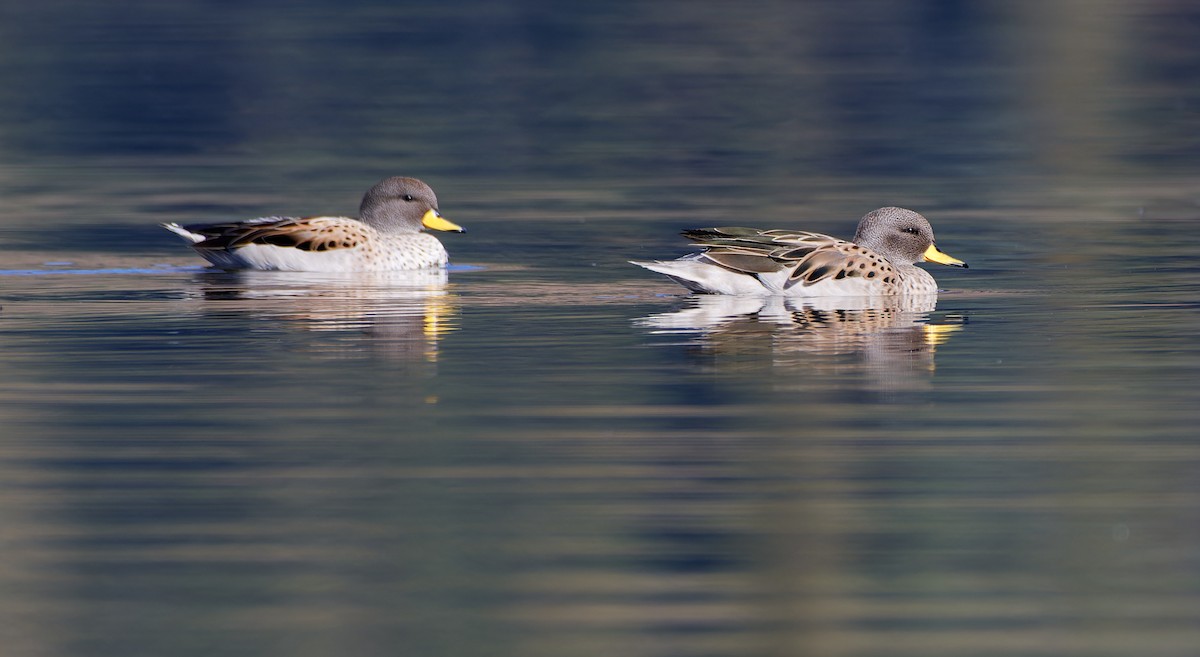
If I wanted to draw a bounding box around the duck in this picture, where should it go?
[631,207,966,296]
[163,176,464,272]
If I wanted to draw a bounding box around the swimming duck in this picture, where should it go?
[631,207,966,296]
[163,176,464,272]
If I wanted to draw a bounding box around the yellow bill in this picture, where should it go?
[923,243,967,268]
[422,209,465,233]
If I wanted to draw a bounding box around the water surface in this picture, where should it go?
[2,2,1200,656]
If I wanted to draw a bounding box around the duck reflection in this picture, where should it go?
[181,268,457,362]
[638,294,964,388]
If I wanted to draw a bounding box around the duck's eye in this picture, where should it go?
[902,226,920,235]
[402,194,414,202]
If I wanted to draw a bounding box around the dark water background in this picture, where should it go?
[2,2,1200,656]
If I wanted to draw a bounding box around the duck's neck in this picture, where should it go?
[897,265,938,295]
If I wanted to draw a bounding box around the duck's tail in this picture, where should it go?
[161,223,206,244]
[630,258,731,294]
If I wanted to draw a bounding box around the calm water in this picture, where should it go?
[2,2,1200,656]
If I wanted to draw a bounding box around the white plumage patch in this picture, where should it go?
[162,223,206,244]
[631,256,906,296]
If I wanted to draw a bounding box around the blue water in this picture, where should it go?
[2,2,1200,657]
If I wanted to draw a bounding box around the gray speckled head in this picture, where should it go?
[851,207,938,267]
[358,177,441,234]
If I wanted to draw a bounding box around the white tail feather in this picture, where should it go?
[162,223,206,244]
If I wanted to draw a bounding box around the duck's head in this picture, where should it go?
[853,207,966,268]
[359,176,465,235]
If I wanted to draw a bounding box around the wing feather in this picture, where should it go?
[681,226,849,277]
[184,216,372,252]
